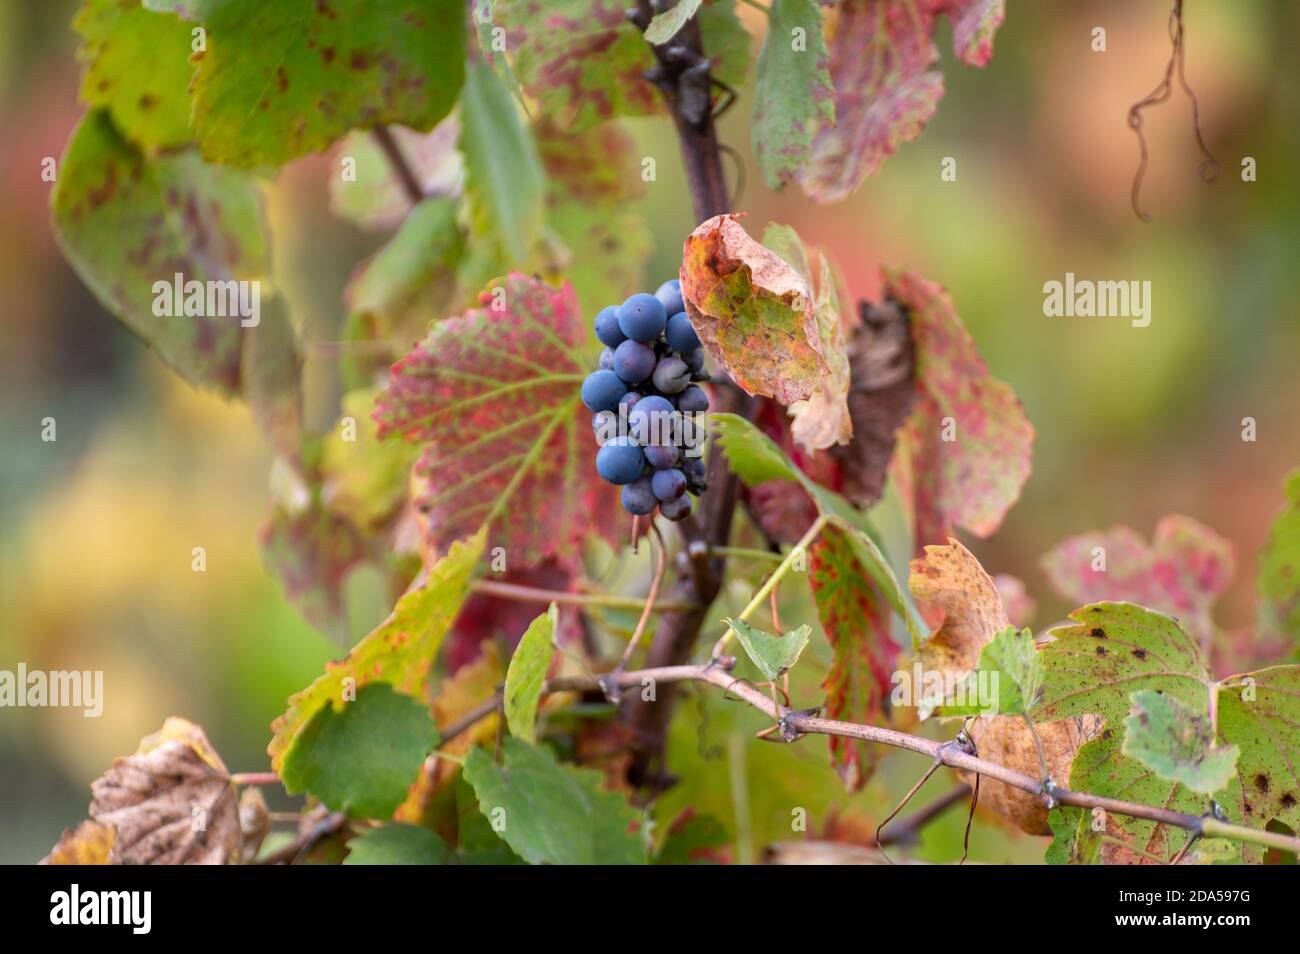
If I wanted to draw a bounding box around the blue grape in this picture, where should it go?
[664,312,701,353]
[651,468,686,502]
[621,477,658,516]
[629,394,674,445]
[619,391,641,410]
[595,306,625,347]
[682,348,705,373]
[676,384,709,413]
[599,347,614,371]
[655,279,685,317]
[652,355,691,394]
[645,443,679,469]
[659,493,692,521]
[617,293,667,343]
[613,339,655,385]
[581,369,625,412]
[592,410,617,445]
[596,438,645,485]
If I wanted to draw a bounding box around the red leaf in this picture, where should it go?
[810,523,900,791]
[374,273,622,565]
[1040,515,1235,649]
[887,268,1032,547]
[798,0,1004,203]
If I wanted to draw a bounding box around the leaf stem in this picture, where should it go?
[230,772,280,786]
[371,126,425,206]
[470,578,691,613]
[619,522,669,669]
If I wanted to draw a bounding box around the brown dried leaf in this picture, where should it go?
[89,717,240,865]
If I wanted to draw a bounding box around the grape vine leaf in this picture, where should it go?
[751,0,835,190]
[460,58,545,264]
[761,224,852,452]
[165,0,466,169]
[709,411,925,643]
[462,738,645,864]
[1257,469,1300,643]
[645,0,703,45]
[281,684,440,819]
[374,274,623,566]
[40,821,115,866]
[74,0,194,151]
[504,605,558,743]
[911,539,1009,676]
[797,0,1005,202]
[809,522,899,790]
[887,268,1032,546]
[329,120,464,232]
[1041,515,1235,651]
[268,530,485,771]
[1123,689,1239,795]
[1037,602,1300,863]
[52,109,269,396]
[697,1,753,91]
[454,773,526,865]
[726,618,812,682]
[682,214,829,406]
[90,718,240,864]
[344,823,453,865]
[495,0,660,131]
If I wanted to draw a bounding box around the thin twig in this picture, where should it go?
[230,772,279,786]
[256,812,348,865]
[470,578,692,613]
[875,759,942,865]
[372,126,425,206]
[619,522,669,669]
[876,785,972,846]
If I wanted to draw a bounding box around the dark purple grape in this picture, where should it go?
[665,312,701,353]
[581,370,625,412]
[659,493,693,521]
[621,477,657,515]
[676,385,709,413]
[628,394,674,445]
[645,443,679,469]
[613,339,655,385]
[592,410,617,445]
[596,438,645,485]
[682,456,707,494]
[595,306,625,348]
[652,355,691,394]
[599,347,615,371]
[682,348,705,373]
[651,468,686,502]
[655,279,685,317]
[617,293,667,343]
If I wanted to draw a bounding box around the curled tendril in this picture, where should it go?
[1128,0,1219,221]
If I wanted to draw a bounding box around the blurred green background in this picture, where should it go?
[1,0,1297,863]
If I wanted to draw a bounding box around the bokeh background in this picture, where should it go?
[1,0,1297,863]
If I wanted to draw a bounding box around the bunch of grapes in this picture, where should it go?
[581,280,710,521]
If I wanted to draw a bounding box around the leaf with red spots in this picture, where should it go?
[171,0,466,169]
[374,273,623,565]
[797,0,1005,202]
[74,0,194,151]
[751,0,835,190]
[495,0,660,131]
[51,109,270,397]
[1041,515,1235,651]
[809,523,900,790]
[681,214,829,406]
[886,268,1032,547]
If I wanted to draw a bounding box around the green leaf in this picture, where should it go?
[697,1,752,91]
[454,775,524,865]
[709,411,925,643]
[268,530,485,771]
[51,109,269,396]
[462,738,644,864]
[1257,469,1300,643]
[978,626,1042,717]
[751,0,834,190]
[1038,602,1300,862]
[459,58,545,263]
[73,0,195,151]
[645,0,703,44]
[281,684,440,819]
[1123,689,1240,795]
[504,605,557,743]
[725,618,811,683]
[344,823,453,864]
[181,0,466,168]
[318,388,421,529]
